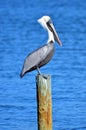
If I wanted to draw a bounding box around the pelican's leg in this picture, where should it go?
[37,67,47,79]
[37,67,41,75]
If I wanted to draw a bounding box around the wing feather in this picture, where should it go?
[20,44,49,77]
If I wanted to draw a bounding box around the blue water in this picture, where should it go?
[0,0,86,130]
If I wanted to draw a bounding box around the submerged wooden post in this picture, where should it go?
[36,74,52,130]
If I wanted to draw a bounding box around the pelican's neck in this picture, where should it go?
[47,29,54,43]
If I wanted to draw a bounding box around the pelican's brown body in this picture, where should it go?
[20,41,54,77]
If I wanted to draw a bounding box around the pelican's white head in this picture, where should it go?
[38,16,50,30]
[38,16,62,46]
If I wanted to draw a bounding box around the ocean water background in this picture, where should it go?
[0,0,86,130]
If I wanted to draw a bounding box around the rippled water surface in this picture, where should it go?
[0,0,86,130]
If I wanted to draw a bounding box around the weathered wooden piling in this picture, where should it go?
[36,74,52,130]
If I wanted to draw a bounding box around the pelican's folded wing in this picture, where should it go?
[20,44,49,77]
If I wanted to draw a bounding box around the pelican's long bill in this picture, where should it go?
[46,20,62,46]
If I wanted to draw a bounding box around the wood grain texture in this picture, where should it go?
[36,74,52,130]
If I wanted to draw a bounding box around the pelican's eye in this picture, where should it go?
[46,20,52,25]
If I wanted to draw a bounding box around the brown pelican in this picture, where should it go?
[20,16,62,78]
